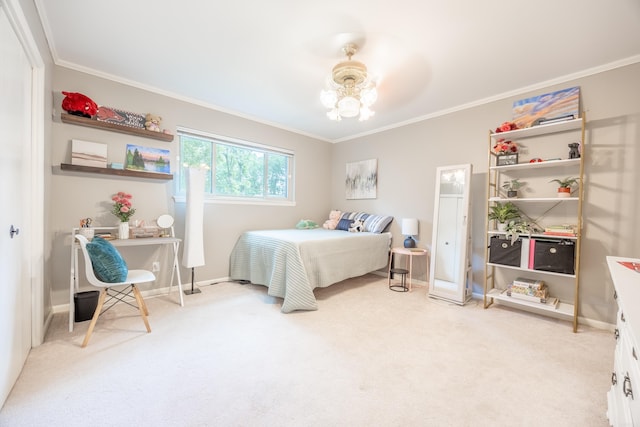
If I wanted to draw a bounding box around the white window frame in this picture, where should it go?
[176,127,295,206]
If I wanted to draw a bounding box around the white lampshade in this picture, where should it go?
[402,218,419,236]
[182,167,206,268]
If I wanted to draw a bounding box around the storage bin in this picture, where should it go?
[489,236,522,267]
[74,290,99,322]
[533,240,575,274]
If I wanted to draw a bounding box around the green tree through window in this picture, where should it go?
[178,130,293,203]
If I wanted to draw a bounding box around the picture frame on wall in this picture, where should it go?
[346,158,377,199]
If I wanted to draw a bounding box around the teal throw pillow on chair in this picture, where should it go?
[86,236,128,283]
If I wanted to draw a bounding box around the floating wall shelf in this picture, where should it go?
[60,163,173,180]
[60,113,174,142]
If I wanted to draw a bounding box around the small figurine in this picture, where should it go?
[568,142,580,159]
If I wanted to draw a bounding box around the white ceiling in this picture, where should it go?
[35,0,640,143]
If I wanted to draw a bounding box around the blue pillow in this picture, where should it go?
[85,236,128,283]
[336,218,353,231]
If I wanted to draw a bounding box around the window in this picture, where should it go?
[178,128,294,204]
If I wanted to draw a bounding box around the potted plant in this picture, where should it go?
[550,177,579,198]
[504,220,541,245]
[502,179,524,198]
[488,201,521,231]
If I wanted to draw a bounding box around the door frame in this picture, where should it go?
[2,0,46,346]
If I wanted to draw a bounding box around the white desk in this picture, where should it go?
[69,227,184,332]
[387,247,429,292]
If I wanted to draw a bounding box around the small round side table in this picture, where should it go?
[387,247,429,292]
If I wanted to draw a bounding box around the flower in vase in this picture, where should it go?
[111,192,136,222]
[492,138,518,155]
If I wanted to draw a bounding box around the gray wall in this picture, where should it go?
[332,62,640,325]
[49,67,332,304]
[48,62,640,326]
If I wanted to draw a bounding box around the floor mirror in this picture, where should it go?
[429,164,473,305]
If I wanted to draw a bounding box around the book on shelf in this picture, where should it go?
[543,225,577,237]
[512,277,545,289]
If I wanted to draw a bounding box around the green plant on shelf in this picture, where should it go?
[488,201,521,224]
[550,177,579,189]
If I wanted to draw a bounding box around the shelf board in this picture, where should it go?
[486,262,576,278]
[490,158,580,171]
[489,197,579,202]
[490,117,583,140]
[486,288,574,317]
[60,163,173,180]
[61,113,174,142]
[487,231,578,240]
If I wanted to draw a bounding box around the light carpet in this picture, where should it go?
[0,274,614,427]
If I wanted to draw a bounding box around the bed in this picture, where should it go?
[229,227,392,313]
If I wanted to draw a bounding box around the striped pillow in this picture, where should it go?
[340,212,393,233]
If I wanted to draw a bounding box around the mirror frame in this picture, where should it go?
[428,163,473,305]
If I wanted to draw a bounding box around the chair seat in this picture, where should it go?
[86,269,155,288]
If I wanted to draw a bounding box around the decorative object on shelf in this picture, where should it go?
[504,220,540,245]
[61,91,98,118]
[320,43,377,121]
[502,179,523,198]
[511,86,580,128]
[494,121,519,133]
[488,201,521,231]
[144,113,162,132]
[402,218,418,248]
[71,139,107,168]
[96,106,146,129]
[492,139,518,166]
[111,192,136,240]
[156,214,174,237]
[78,217,95,240]
[549,176,579,198]
[118,221,130,240]
[125,144,171,174]
[568,142,580,159]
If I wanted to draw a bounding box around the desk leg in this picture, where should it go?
[170,241,184,306]
[408,255,413,292]
[69,244,75,332]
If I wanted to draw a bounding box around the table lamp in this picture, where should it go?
[402,218,418,248]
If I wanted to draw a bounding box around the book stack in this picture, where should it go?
[507,277,555,305]
[543,225,577,237]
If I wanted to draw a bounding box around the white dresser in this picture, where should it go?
[607,256,640,426]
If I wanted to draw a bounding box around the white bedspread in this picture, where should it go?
[229,228,391,312]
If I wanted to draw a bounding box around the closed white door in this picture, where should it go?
[0,5,32,406]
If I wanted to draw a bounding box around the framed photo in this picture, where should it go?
[346,159,377,199]
[71,139,107,168]
[496,153,518,166]
[125,144,171,174]
[97,106,146,129]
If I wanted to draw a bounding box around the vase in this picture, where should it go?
[557,187,571,198]
[497,222,507,232]
[118,221,130,239]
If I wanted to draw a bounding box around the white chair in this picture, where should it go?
[75,234,156,347]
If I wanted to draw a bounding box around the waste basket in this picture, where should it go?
[74,291,99,322]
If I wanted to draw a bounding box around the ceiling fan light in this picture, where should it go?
[360,87,377,107]
[320,89,337,108]
[321,43,377,121]
[327,108,341,121]
[359,106,374,121]
[337,96,360,117]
